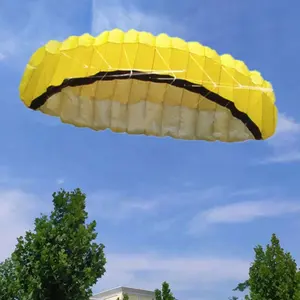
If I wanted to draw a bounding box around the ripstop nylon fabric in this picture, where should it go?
[19,29,277,142]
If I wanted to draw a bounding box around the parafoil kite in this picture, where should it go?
[19,29,277,142]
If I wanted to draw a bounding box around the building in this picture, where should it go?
[91,286,155,300]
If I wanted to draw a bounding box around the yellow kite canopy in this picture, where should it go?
[19,29,277,142]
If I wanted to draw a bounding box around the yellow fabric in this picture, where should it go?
[19,29,277,141]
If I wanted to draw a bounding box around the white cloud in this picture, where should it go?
[87,185,230,226]
[188,199,300,235]
[0,0,85,64]
[0,31,18,60]
[86,186,292,238]
[0,189,44,260]
[268,113,300,149]
[87,186,283,232]
[56,178,65,185]
[94,252,250,293]
[276,113,300,135]
[155,186,227,207]
[1,0,185,64]
[229,188,262,197]
[88,191,158,223]
[0,166,33,187]
[260,113,300,164]
[152,217,178,232]
[262,151,300,164]
[0,168,52,261]
[92,0,186,36]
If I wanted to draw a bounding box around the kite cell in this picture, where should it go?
[19,29,277,142]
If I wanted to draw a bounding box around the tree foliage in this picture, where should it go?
[0,258,22,300]
[234,233,300,300]
[155,281,176,300]
[123,293,129,300]
[117,293,129,300]
[0,189,106,300]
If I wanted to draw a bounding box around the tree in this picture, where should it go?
[155,281,176,300]
[155,289,162,300]
[0,258,22,300]
[296,272,300,300]
[234,233,299,300]
[117,293,129,300]
[10,188,106,300]
[123,293,129,300]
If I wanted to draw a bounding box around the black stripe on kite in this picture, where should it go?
[29,70,262,140]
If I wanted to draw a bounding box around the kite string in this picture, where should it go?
[122,47,133,78]
[61,52,90,69]
[154,48,180,84]
[190,54,217,89]
[93,47,113,71]
[220,65,242,88]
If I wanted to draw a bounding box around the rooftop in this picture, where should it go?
[91,286,155,299]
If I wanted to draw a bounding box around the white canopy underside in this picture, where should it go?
[40,84,254,142]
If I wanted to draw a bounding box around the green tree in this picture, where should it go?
[155,288,162,300]
[234,233,299,300]
[0,258,22,300]
[296,272,300,300]
[117,293,129,300]
[123,293,129,300]
[155,281,176,300]
[10,188,106,300]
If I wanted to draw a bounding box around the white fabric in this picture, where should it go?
[40,86,253,142]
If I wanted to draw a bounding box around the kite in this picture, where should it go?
[19,29,277,142]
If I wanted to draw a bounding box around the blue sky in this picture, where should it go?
[1,0,300,299]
